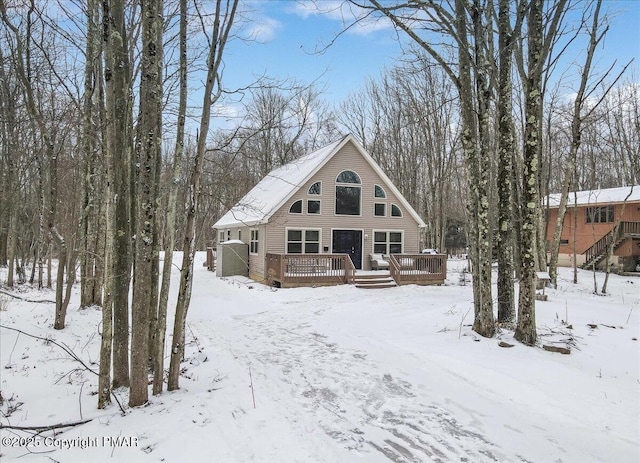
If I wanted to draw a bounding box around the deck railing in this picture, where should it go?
[583,221,640,266]
[266,253,356,287]
[388,254,446,285]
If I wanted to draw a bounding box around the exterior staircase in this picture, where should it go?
[354,272,397,289]
[581,221,640,269]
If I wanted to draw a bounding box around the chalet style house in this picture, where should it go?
[213,134,446,287]
[545,186,640,272]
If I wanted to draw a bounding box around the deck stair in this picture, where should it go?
[354,272,397,289]
[581,221,640,269]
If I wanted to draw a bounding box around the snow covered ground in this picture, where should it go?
[0,254,638,462]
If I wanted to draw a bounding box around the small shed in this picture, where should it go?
[216,240,249,278]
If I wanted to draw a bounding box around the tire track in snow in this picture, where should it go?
[189,314,508,463]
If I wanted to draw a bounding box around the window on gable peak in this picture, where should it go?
[336,170,361,184]
[375,185,386,198]
[336,170,361,215]
[308,181,321,195]
[289,199,302,214]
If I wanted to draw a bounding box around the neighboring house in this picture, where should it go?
[545,186,640,272]
[213,134,446,287]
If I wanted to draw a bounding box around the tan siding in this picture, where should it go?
[266,142,422,271]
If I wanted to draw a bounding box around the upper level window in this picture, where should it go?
[375,185,386,198]
[391,204,403,217]
[308,200,321,214]
[336,170,361,184]
[335,170,361,215]
[586,205,614,223]
[289,199,302,214]
[308,181,321,195]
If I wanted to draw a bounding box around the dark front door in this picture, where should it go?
[332,230,363,269]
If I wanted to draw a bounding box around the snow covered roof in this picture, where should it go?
[545,185,640,208]
[214,134,426,228]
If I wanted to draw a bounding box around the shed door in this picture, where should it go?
[332,230,363,269]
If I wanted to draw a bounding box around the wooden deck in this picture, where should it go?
[266,253,356,288]
[265,253,446,287]
[388,254,447,286]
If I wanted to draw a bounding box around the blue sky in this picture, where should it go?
[217,0,640,112]
[220,1,412,105]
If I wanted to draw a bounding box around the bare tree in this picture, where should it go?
[495,0,526,324]
[339,54,460,253]
[360,0,496,337]
[168,0,239,391]
[153,0,188,397]
[102,0,134,390]
[0,1,70,329]
[513,0,568,345]
[547,0,629,288]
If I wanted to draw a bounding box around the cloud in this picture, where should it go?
[245,16,282,43]
[287,0,392,36]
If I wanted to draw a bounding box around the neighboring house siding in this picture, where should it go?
[546,201,640,255]
[265,142,420,273]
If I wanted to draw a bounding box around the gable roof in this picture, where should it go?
[545,185,640,208]
[214,134,426,228]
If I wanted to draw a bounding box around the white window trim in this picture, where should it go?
[335,170,362,184]
[374,202,386,217]
[308,181,322,196]
[307,199,322,215]
[335,169,363,217]
[374,184,387,199]
[289,199,303,214]
[391,204,403,218]
[372,229,404,254]
[250,228,259,255]
[285,227,322,254]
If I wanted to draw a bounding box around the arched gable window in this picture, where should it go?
[335,170,361,215]
[308,181,321,195]
[391,204,403,217]
[336,170,361,184]
[374,184,386,198]
[289,199,302,214]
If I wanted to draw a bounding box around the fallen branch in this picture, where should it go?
[0,418,93,432]
[0,324,98,376]
[0,289,55,304]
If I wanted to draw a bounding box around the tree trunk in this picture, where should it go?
[548,0,604,288]
[6,212,15,287]
[129,0,164,408]
[168,0,239,391]
[496,0,517,324]
[572,190,578,283]
[99,55,114,408]
[601,186,634,294]
[153,0,187,396]
[515,0,545,346]
[467,0,494,337]
[103,0,133,389]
